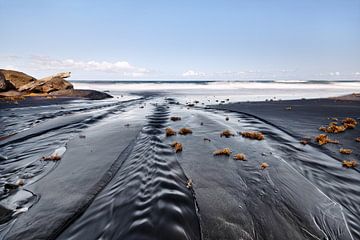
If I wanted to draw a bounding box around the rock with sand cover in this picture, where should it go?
[240,131,264,140]
[178,128,192,135]
[165,127,176,137]
[233,153,246,161]
[342,160,357,168]
[220,130,235,138]
[315,134,339,145]
[170,141,183,153]
[213,148,232,156]
[339,148,352,154]
[260,162,269,169]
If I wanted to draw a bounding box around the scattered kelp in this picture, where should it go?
[233,153,246,161]
[240,131,265,140]
[213,148,232,156]
[319,122,346,133]
[339,148,352,155]
[260,162,269,170]
[165,127,176,137]
[170,116,181,121]
[319,117,358,133]
[342,160,357,168]
[300,139,309,145]
[179,128,193,135]
[356,137,360,142]
[220,130,235,138]
[170,141,183,153]
[315,134,339,145]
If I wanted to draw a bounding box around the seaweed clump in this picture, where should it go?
[339,148,352,155]
[319,118,357,134]
[179,128,193,135]
[342,160,357,168]
[233,153,246,161]
[213,148,232,156]
[170,141,183,153]
[342,117,357,129]
[315,134,339,145]
[165,127,176,137]
[319,122,346,133]
[220,130,235,138]
[260,162,269,170]
[240,131,264,140]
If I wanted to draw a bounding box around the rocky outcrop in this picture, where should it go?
[0,70,112,101]
[0,72,16,92]
[0,69,36,89]
[18,75,73,93]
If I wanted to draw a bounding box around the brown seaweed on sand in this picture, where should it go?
[178,128,193,135]
[315,134,339,145]
[339,148,352,154]
[260,162,269,170]
[342,160,357,168]
[220,130,235,138]
[319,122,346,133]
[165,127,176,137]
[342,117,358,128]
[170,141,183,153]
[240,131,265,140]
[42,154,61,161]
[170,116,181,121]
[233,153,246,161]
[213,148,232,156]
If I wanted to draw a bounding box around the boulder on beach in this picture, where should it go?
[18,74,73,93]
[0,69,112,101]
[0,72,16,92]
[0,69,36,89]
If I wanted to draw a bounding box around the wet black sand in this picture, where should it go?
[1,95,359,240]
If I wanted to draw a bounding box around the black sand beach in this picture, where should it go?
[1,94,359,240]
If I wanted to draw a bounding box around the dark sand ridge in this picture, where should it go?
[214,98,360,239]
[1,100,148,239]
[165,104,354,240]
[0,94,359,240]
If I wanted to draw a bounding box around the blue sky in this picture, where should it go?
[0,0,359,80]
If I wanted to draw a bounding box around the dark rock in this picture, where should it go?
[4,183,18,190]
[49,89,113,100]
[0,69,36,89]
[0,204,13,224]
